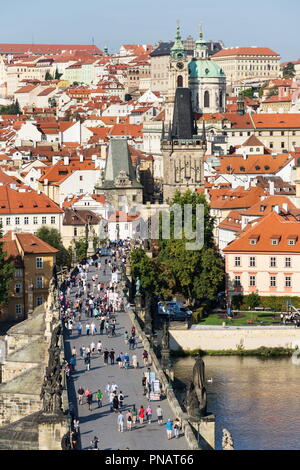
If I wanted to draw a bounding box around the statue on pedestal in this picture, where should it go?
[185,355,207,419]
[135,277,141,296]
[222,429,234,450]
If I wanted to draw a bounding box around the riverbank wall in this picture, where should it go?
[170,325,300,352]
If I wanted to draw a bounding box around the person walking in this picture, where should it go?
[132,353,138,369]
[77,386,84,405]
[72,346,77,356]
[87,390,93,411]
[142,350,149,367]
[86,323,90,336]
[117,411,124,432]
[97,341,102,355]
[118,391,124,408]
[146,405,152,424]
[131,405,137,426]
[173,417,181,439]
[85,355,91,371]
[111,382,118,393]
[166,419,173,439]
[90,436,99,450]
[109,348,115,365]
[112,392,119,411]
[90,341,95,354]
[103,349,109,366]
[126,410,133,431]
[105,383,111,399]
[138,405,145,425]
[156,405,163,425]
[97,389,103,408]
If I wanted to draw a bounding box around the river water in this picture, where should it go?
[173,356,300,450]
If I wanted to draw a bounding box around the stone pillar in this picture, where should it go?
[38,419,68,450]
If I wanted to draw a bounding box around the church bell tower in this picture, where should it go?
[165,22,189,125]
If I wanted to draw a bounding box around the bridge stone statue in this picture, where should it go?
[185,354,207,420]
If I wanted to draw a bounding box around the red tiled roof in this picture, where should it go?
[224,211,300,253]
[213,47,280,57]
[0,185,63,214]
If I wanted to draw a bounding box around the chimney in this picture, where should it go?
[282,202,288,212]
[79,154,84,163]
[101,145,107,159]
[269,180,275,196]
[274,205,280,213]
[11,230,15,240]
[64,156,69,166]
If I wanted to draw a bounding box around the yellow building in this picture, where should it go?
[1,232,58,322]
[212,47,280,87]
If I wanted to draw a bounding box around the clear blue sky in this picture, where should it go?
[1,0,298,61]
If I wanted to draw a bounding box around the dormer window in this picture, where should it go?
[271,237,280,245]
[249,238,258,245]
[288,237,297,245]
[260,205,266,212]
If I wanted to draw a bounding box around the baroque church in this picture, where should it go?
[162,25,226,202]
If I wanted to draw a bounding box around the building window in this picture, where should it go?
[42,217,47,224]
[15,268,23,278]
[177,75,183,87]
[24,216,29,225]
[36,296,44,306]
[234,276,241,287]
[204,90,210,108]
[270,142,273,149]
[51,216,55,224]
[15,217,20,225]
[36,257,43,269]
[36,276,43,289]
[249,275,256,287]
[285,257,291,267]
[270,257,277,267]
[14,283,22,294]
[79,175,83,181]
[15,304,22,316]
[234,257,241,267]
[249,256,256,267]
[33,216,38,225]
[6,217,10,226]
[285,276,292,288]
[281,142,285,149]
[74,227,78,236]
[270,276,277,287]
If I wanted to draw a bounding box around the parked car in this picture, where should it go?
[157,301,192,321]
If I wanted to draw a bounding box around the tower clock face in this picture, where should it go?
[177,62,184,70]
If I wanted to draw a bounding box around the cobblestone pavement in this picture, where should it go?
[64,257,188,450]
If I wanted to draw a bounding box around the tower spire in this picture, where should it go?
[170,21,186,60]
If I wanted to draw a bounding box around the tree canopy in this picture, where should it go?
[282,62,296,79]
[35,226,70,268]
[0,99,21,115]
[130,190,225,304]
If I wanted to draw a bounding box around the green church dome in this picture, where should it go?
[189,58,225,79]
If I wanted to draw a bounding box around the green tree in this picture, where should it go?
[241,88,254,99]
[74,238,88,261]
[35,226,68,267]
[283,62,296,79]
[54,67,62,80]
[157,190,224,304]
[0,100,22,115]
[244,292,260,310]
[130,248,158,295]
[0,225,15,306]
[45,70,53,80]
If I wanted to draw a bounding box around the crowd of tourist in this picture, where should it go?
[58,240,182,450]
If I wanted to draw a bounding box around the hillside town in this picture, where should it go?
[0,26,300,322]
[1,17,300,452]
